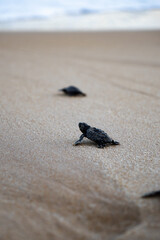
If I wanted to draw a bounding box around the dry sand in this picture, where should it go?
[0,31,160,240]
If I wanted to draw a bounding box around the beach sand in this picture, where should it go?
[0,31,160,240]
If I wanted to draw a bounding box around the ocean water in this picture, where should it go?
[0,0,160,30]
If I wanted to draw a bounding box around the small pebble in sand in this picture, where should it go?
[59,86,86,96]
[74,122,120,148]
[141,190,160,198]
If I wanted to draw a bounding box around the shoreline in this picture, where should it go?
[0,10,160,31]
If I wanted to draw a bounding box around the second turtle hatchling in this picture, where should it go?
[59,86,86,96]
[74,122,120,148]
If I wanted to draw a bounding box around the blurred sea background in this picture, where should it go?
[0,0,160,31]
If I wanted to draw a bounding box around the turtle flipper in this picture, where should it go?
[80,92,87,96]
[112,140,120,145]
[74,134,85,146]
[141,190,160,198]
[97,144,106,148]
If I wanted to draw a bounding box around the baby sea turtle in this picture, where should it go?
[59,86,86,96]
[141,190,160,198]
[74,122,120,148]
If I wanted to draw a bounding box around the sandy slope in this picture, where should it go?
[0,31,160,240]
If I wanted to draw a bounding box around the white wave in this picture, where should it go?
[0,0,160,22]
[0,10,160,31]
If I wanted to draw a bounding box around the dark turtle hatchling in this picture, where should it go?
[74,122,120,148]
[141,190,160,198]
[59,86,86,96]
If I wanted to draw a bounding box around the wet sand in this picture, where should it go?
[0,31,160,240]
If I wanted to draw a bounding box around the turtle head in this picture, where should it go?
[79,122,90,134]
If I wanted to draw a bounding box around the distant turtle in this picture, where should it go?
[141,190,160,198]
[59,86,86,96]
[74,122,120,148]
